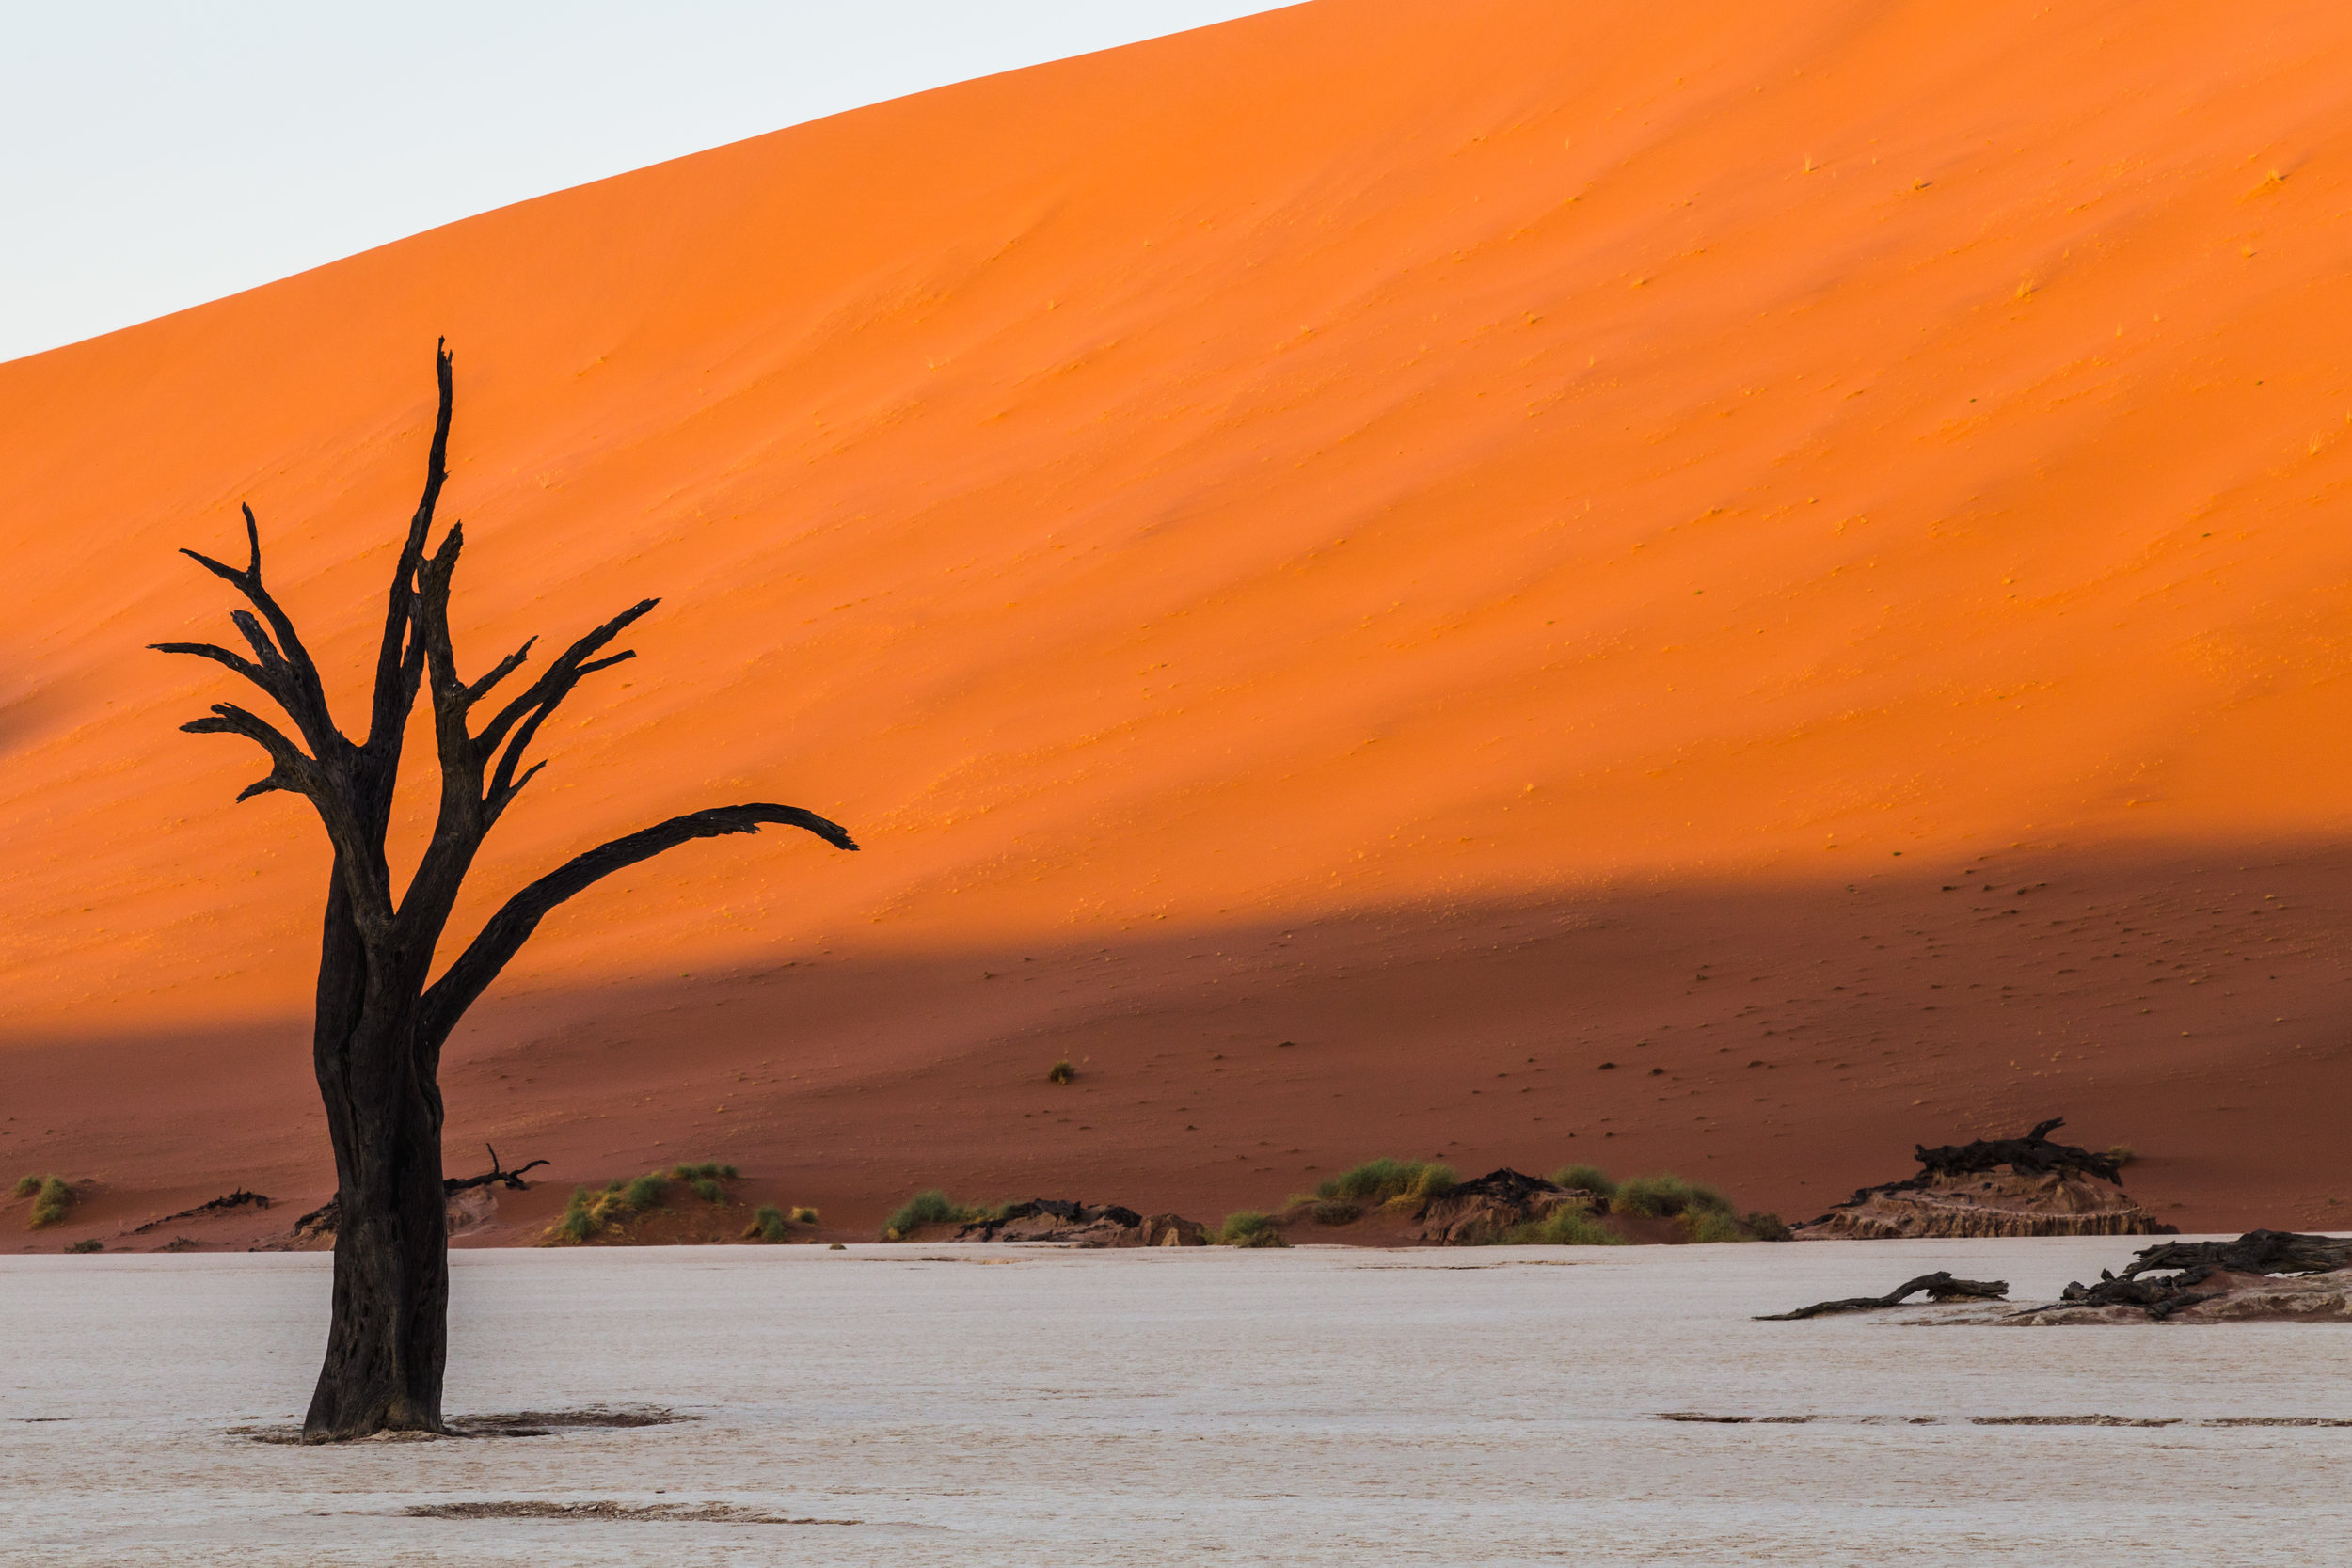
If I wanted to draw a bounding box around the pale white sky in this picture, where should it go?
[0,2,1295,365]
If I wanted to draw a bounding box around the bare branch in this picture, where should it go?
[418,804,858,1053]
[167,505,342,759]
[476,599,657,757]
[151,640,270,689]
[464,637,536,708]
[365,338,454,755]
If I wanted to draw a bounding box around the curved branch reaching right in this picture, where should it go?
[417,804,859,1053]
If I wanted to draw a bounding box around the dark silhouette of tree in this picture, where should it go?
[155,343,856,1440]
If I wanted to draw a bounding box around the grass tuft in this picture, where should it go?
[24,1175,74,1229]
[882,1189,995,1241]
[791,1205,819,1224]
[11,1174,40,1199]
[2106,1144,2136,1168]
[748,1204,789,1243]
[1549,1164,1617,1197]
[622,1172,668,1211]
[65,1237,103,1254]
[1507,1208,1624,1246]
[1315,1158,1457,1207]
[1046,1059,1076,1085]
[1216,1210,1289,1247]
[1614,1173,1731,1220]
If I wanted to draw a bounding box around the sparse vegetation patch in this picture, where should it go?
[1549,1164,1617,1197]
[1046,1059,1076,1084]
[1315,1158,1457,1207]
[548,1161,747,1243]
[17,1175,75,1229]
[1216,1211,1289,1247]
[881,1190,1000,1242]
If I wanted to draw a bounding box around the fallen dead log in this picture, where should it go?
[2107,1228,2351,1282]
[441,1144,549,1196]
[1828,1117,2121,1215]
[2056,1229,2352,1319]
[130,1188,272,1234]
[280,1146,547,1243]
[1756,1271,2010,1320]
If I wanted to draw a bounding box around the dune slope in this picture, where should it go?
[6,0,2352,1241]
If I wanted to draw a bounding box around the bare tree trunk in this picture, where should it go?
[156,342,857,1440]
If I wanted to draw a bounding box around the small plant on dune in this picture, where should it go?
[1742,1210,1793,1243]
[22,1175,74,1229]
[1549,1164,1617,1198]
[66,1237,103,1254]
[551,1171,676,1243]
[1216,1210,1289,1247]
[881,1189,993,1242]
[1613,1173,1731,1221]
[742,1201,818,1241]
[622,1171,669,1211]
[1046,1059,1076,1085]
[1316,1158,1457,1208]
[2107,1144,2137,1168]
[1507,1208,1624,1246]
[1311,1199,1361,1226]
[1680,1208,1750,1244]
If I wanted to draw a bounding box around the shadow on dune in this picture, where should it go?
[7,836,2350,1239]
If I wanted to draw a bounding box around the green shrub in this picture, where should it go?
[11,1174,40,1199]
[1315,1158,1457,1206]
[1614,1173,1730,1219]
[748,1204,788,1243]
[1046,1059,1076,1085]
[2106,1144,2136,1168]
[1549,1164,1617,1197]
[671,1162,739,1181]
[65,1237,103,1254]
[1679,1208,1750,1244]
[622,1172,668,1210]
[882,1189,990,1241]
[1743,1210,1793,1242]
[791,1206,819,1224]
[26,1176,73,1229]
[1508,1208,1624,1246]
[1311,1198,1361,1226]
[1216,1211,1289,1247]
[689,1178,725,1203]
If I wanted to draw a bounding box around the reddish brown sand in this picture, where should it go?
[6,0,2352,1248]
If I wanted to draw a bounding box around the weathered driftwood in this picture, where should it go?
[1413,1166,1602,1244]
[130,1188,272,1234]
[440,1144,548,1196]
[954,1199,1147,1244]
[2107,1228,2352,1281]
[283,1148,550,1243]
[2057,1229,2352,1319]
[1835,1117,2120,1212]
[1756,1271,2010,1320]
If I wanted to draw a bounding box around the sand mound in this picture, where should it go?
[1798,1169,2164,1241]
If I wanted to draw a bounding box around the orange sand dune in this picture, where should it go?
[7,0,2352,1242]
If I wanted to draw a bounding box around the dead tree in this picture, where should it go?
[155,342,856,1440]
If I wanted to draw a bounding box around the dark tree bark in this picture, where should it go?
[155,342,856,1440]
